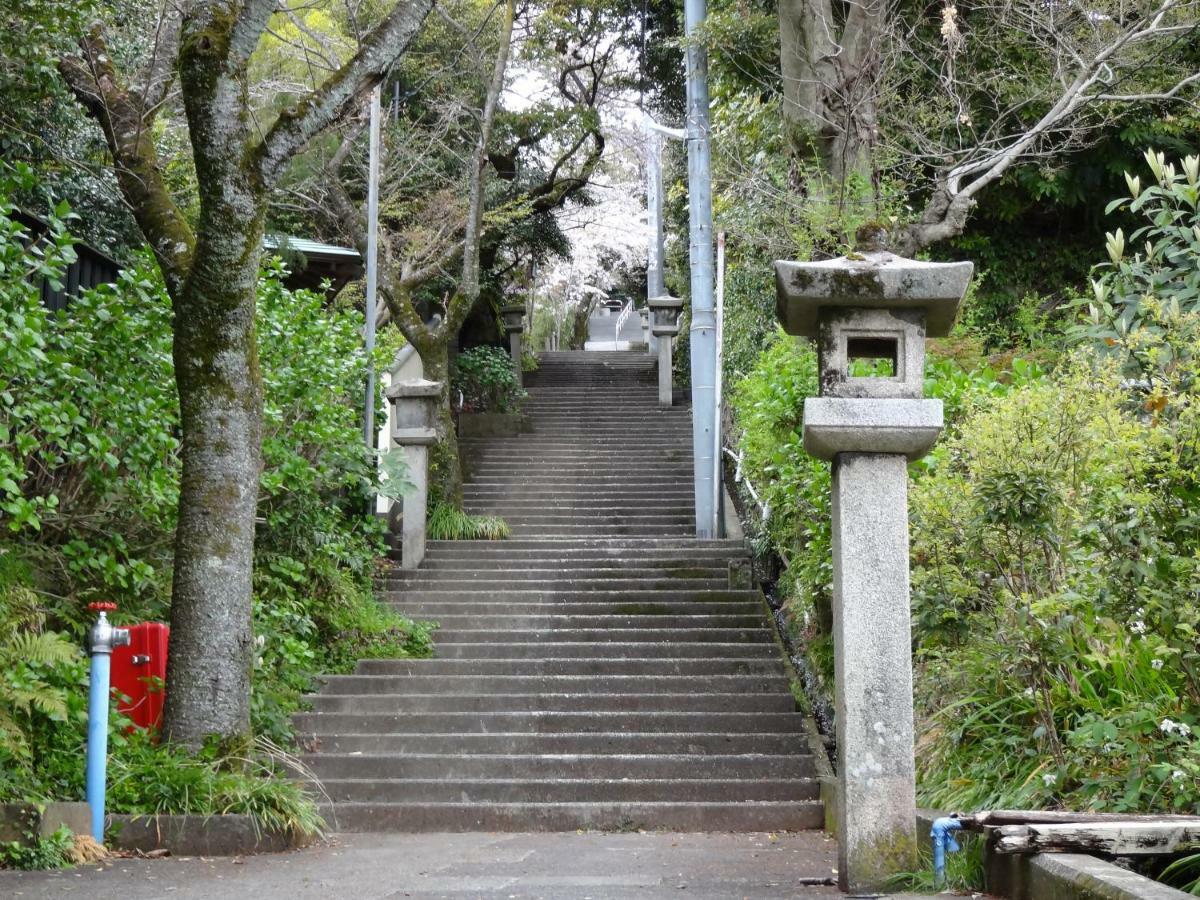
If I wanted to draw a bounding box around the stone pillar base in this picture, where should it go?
[657,337,673,408]
[401,444,429,569]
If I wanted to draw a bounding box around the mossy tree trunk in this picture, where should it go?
[60,0,433,747]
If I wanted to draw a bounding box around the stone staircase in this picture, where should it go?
[296,350,824,832]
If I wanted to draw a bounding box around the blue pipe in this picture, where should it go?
[85,649,111,841]
[931,816,963,888]
[85,607,128,843]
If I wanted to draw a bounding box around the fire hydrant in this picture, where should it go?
[87,601,130,842]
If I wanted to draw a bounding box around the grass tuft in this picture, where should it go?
[427,504,510,540]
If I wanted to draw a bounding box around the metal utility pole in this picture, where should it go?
[363,85,382,450]
[644,113,666,302]
[683,0,718,538]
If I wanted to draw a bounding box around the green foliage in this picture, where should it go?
[427,503,510,541]
[0,825,75,871]
[1074,150,1200,384]
[106,735,325,839]
[1162,850,1200,895]
[0,178,427,819]
[911,354,1200,814]
[452,345,526,413]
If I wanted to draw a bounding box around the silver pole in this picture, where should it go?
[683,0,717,538]
[644,113,665,301]
[712,231,725,537]
[364,86,381,449]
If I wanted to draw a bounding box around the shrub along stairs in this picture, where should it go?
[295,350,825,831]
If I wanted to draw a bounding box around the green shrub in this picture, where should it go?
[911,355,1200,813]
[0,825,75,871]
[452,345,525,413]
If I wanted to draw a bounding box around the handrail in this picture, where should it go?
[722,444,769,524]
[613,300,634,350]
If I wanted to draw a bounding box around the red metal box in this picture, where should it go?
[110,622,169,733]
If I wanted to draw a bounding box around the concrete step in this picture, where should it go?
[431,628,769,643]
[389,605,762,619]
[318,801,824,832]
[305,692,796,713]
[430,642,774,660]
[317,674,791,694]
[385,588,758,602]
[387,577,726,592]
[301,752,815,780]
[421,615,767,630]
[413,554,738,568]
[389,567,728,582]
[423,539,744,550]
[295,710,804,735]
[354,658,785,676]
[319,778,819,803]
[304,732,807,755]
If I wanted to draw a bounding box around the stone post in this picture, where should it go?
[386,379,442,569]
[649,295,683,408]
[638,307,655,353]
[775,231,972,894]
[501,304,525,389]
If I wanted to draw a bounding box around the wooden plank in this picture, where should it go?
[992,822,1200,855]
[976,809,1200,827]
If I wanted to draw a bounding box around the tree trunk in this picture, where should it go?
[776,0,882,195]
[419,341,464,510]
[162,203,266,747]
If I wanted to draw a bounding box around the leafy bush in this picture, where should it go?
[911,353,1200,814]
[0,825,75,871]
[452,345,525,413]
[1075,150,1200,379]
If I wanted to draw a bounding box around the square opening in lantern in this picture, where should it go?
[846,335,899,378]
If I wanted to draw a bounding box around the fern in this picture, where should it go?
[427,503,510,540]
[0,585,82,763]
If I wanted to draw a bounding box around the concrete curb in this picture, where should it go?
[0,802,91,844]
[915,810,1193,899]
[106,814,316,856]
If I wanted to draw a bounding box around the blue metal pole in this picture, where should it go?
[85,650,111,842]
[930,816,963,888]
[86,605,129,843]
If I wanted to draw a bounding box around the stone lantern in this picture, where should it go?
[500,303,526,388]
[775,229,972,893]
[386,378,442,569]
[648,295,683,408]
[637,306,654,353]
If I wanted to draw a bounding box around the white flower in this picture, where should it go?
[1023,687,1036,698]
[255,655,264,668]
[1172,770,1185,781]
[1152,659,1164,670]
[1102,742,1121,754]
[1161,718,1180,735]
[1042,773,1057,786]
[256,634,266,648]
[1130,620,1147,635]
[1180,723,1192,737]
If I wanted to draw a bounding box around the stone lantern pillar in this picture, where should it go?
[649,295,683,408]
[386,378,442,569]
[501,304,525,388]
[637,306,653,353]
[775,230,972,893]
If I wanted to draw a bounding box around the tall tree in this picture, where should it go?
[774,0,1200,247]
[58,0,435,747]
[323,0,621,506]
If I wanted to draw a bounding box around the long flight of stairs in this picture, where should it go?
[296,350,824,831]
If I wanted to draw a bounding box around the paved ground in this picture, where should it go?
[0,831,858,899]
